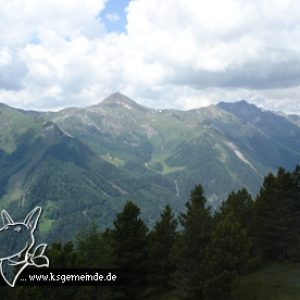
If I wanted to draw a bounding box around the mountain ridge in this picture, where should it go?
[1,93,300,243]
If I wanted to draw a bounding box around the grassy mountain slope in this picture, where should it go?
[0,104,179,242]
[1,94,300,242]
[38,93,300,207]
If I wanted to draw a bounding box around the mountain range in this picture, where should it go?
[1,93,300,243]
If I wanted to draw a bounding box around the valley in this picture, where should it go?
[1,93,300,243]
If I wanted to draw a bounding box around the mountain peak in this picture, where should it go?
[218,99,251,108]
[217,100,261,115]
[99,92,149,113]
[102,92,136,105]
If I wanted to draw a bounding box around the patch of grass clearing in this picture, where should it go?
[100,153,126,168]
[39,220,54,233]
[150,153,185,175]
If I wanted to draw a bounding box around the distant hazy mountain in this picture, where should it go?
[217,100,300,156]
[1,93,299,243]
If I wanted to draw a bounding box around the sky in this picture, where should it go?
[1,0,300,114]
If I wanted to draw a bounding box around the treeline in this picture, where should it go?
[2,165,300,300]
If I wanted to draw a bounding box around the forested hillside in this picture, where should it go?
[1,93,300,244]
[1,165,300,299]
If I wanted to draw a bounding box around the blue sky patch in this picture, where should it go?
[100,0,131,34]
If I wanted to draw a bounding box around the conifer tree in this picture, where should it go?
[111,201,149,300]
[148,204,178,289]
[254,167,296,260]
[254,170,283,259]
[220,188,254,234]
[171,184,212,300]
[9,241,82,300]
[274,167,296,260]
[288,165,300,260]
[76,220,113,269]
[46,240,81,269]
[203,212,250,300]
[220,188,257,259]
[75,221,114,300]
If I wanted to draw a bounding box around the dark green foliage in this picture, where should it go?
[46,240,81,269]
[0,135,43,198]
[123,160,149,174]
[19,150,178,242]
[75,221,114,300]
[111,201,149,300]
[254,166,300,260]
[4,173,300,299]
[218,188,259,265]
[4,227,115,300]
[203,212,250,300]
[254,171,282,259]
[45,137,94,169]
[76,220,113,269]
[150,162,163,173]
[171,184,212,300]
[287,165,300,261]
[148,204,178,289]
[6,241,82,300]
[220,188,254,234]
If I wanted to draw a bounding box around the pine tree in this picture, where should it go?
[254,167,299,260]
[274,167,295,260]
[46,240,80,269]
[9,241,82,300]
[111,201,149,300]
[171,184,212,300]
[219,188,258,260]
[282,165,300,261]
[203,212,250,300]
[75,221,114,300]
[220,188,254,234]
[148,204,178,289]
[76,220,113,269]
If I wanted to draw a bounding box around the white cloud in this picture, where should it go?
[123,0,300,112]
[0,48,28,91]
[0,48,12,66]
[105,13,120,22]
[1,0,300,113]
